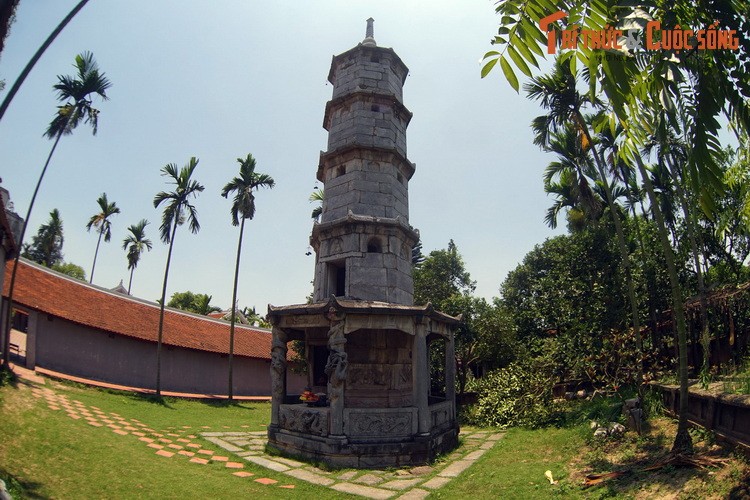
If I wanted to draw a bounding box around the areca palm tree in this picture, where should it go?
[22,208,64,267]
[309,187,324,221]
[2,51,110,367]
[153,157,204,396]
[122,219,152,294]
[542,126,602,230]
[86,193,120,283]
[221,153,275,400]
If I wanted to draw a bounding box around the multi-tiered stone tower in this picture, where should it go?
[267,20,459,468]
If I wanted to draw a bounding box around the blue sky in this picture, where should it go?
[0,1,562,311]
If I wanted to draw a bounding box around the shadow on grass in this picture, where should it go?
[0,366,19,389]
[196,398,259,410]
[0,466,48,499]
[120,391,175,408]
[585,459,713,498]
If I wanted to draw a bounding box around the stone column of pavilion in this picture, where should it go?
[267,19,459,469]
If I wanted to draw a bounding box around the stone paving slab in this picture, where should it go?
[203,437,244,452]
[354,473,384,486]
[272,456,307,468]
[396,488,430,499]
[380,478,423,491]
[283,468,336,486]
[243,455,290,472]
[465,449,487,460]
[333,482,395,499]
[438,460,474,478]
[421,476,451,490]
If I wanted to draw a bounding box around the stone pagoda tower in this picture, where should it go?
[311,17,417,306]
[267,20,459,468]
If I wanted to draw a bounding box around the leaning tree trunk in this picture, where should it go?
[0,0,91,123]
[634,154,693,454]
[578,119,644,390]
[2,128,65,367]
[668,163,711,385]
[228,216,246,401]
[156,218,179,397]
[89,228,103,283]
[127,266,134,295]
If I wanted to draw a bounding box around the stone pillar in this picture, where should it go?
[445,332,456,420]
[270,327,288,429]
[325,315,347,437]
[413,320,430,435]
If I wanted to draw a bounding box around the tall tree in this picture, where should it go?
[525,61,644,395]
[22,208,64,267]
[221,153,275,400]
[86,192,120,283]
[153,157,204,396]
[482,0,750,453]
[167,291,220,315]
[2,51,110,367]
[122,219,152,294]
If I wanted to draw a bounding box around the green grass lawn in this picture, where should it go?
[2,373,747,499]
[0,375,352,499]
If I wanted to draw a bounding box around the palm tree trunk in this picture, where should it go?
[577,118,644,390]
[634,154,693,454]
[127,266,134,295]
[156,220,179,396]
[228,217,246,401]
[2,128,65,367]
[0,0,91,123]
[89,229,103,283]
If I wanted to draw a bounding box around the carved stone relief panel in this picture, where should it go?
[344,409,415,437]
[279,405,329,437]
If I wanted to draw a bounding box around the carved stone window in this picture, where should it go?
[367,237,382,253]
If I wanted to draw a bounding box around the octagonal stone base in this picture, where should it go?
[267,424,458,469]
[267,401,458,468]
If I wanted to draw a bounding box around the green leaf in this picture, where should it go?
[481,57,499,78]
[500,55,519,92]
[512,32,540,67]
[508,46,532,77]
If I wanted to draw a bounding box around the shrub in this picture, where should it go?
[467,360,563,428]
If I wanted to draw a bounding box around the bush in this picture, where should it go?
[466,360,563,428]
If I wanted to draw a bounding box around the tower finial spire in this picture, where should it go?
[363,18,376,46]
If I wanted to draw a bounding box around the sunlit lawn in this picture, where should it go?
[1,373,748,499]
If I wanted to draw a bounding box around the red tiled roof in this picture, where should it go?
[3,259,273,360]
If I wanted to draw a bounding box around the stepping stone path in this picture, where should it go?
[29,383,504,498]
[206,429,505,498]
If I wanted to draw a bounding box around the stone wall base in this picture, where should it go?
[267,425,459,469]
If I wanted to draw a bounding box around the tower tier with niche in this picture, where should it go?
[267,19,459,469]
